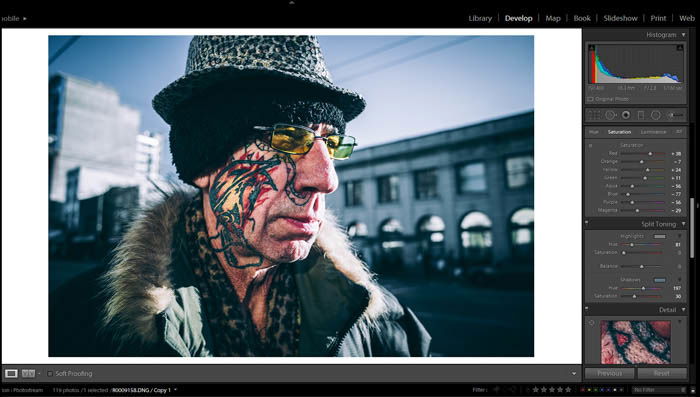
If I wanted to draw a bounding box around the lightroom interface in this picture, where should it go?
[1,5,696,397]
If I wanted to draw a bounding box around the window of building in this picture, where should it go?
[377,175,400,203]
[379,218,403,248]
[65,168,81,231]
[416,215,446,266]
[348,221,371,267]
[457,162,487,193]
[510,207,534,260]
[347,221,368,238]
[414,168,439,199]
[460,211,493,264]
[344,180,363,207]
[506,154,534,188]
[378,218,404,273]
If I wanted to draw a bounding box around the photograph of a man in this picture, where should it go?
[50,36,431,357]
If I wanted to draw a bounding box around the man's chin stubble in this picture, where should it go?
[263,239,315,264]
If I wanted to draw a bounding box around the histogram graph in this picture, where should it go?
[589,44,684,84]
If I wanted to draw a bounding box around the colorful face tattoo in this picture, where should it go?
[183,194,301,356]
[601,320,671,364]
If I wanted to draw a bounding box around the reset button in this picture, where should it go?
[638,368,688,379]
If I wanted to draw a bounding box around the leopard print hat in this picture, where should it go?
[153,36,366,125]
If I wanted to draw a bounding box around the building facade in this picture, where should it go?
[136,130,161,179]
[49,74,170,258]
[49,73,141,204]
[135,130,167,206]
[326,111,534,276]
[49,74,170,224]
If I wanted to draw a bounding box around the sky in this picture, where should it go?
[48,35,534,180]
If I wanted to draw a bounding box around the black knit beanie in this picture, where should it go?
[169,78,347,185]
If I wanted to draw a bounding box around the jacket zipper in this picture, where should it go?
[326,294,370,357]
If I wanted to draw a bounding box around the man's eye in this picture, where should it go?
[326,136,342,148]
[273,134,297,150]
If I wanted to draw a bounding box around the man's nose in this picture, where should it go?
[292,135,338,195]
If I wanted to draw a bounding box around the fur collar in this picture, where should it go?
[100,190,387,348]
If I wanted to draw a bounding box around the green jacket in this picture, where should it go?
[50,192,431,357]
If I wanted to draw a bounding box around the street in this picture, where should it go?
[49,259,103,293]
[379,274,534,357]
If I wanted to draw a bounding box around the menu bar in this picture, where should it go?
[1,7,696,28]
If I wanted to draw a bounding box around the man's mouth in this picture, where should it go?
[279,216,320,235]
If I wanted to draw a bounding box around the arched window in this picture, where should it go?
[417,215,447,274]
[378,218,404,272]
[379,219,403,247]
[347,222,368,238]
[510,207,534,260]
[460,211,493,264]
[347,221,371,267]
[416,215,445,252]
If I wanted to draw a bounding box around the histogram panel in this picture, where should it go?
[589,44,684,84]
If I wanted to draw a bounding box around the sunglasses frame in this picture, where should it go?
[253,123,357,160]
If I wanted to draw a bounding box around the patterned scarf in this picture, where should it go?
[182,195,301,356]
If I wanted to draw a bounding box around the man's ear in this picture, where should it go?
[192,173,212,191]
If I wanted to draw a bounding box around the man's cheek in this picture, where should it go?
[251,183,276,209]
[222,189,239,214]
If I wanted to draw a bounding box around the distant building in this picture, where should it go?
[136,131,161,178]
[135,130,167,206]
[66,184,140,258]
[49,73,140,204]
[63,166,135,230]
[326,111,534,276]
[49,74,172,221]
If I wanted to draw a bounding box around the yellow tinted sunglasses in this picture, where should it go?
[253,123,357,160]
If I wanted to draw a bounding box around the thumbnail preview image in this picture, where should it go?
[600,320,670,364]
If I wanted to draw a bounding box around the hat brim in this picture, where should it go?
[152,66,366,125]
